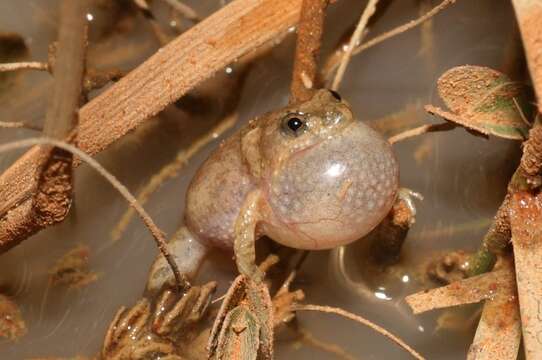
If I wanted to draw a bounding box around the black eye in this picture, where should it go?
[281,114,307,137]
[328,89,342,101]
[288,117,303,131]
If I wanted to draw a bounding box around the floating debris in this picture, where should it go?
[49,245,99,289]
[0,294,26,341]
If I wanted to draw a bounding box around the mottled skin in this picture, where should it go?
[147,90,399,290]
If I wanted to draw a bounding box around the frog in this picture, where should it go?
[147,89,399,292]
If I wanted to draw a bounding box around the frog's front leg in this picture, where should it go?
[234,189,265,283]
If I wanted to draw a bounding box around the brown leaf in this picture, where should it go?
[427,65,531,140]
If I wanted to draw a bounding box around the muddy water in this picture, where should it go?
[0,0,521,358]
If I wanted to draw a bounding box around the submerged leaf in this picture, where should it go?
[428,65,531,140]
[49,245,99,289]
[0,294,26,341]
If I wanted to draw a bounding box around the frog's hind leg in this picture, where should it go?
[146,226,208,294]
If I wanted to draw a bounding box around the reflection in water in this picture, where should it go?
[330,245,424,332]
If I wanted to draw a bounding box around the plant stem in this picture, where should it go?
[290,0,329,103]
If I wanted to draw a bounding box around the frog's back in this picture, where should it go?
[185,133,255,249]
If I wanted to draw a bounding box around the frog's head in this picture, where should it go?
[257,89,399,250]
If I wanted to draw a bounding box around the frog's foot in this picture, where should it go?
[396,187,423,226]
[102,282,217,359]
[146,226,208,294]
[152,281,217,337]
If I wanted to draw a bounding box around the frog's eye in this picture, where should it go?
[281,113,307,137]
[328,89,342,101]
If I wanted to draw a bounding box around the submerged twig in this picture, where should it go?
[0,61,48,73]
[331,0,379,91]
[0,137,186,290]
[296,327,357,360]
[43,0,87,139]
[0,121,41,131]
[160,0,200,22]
[293,304,425,360]
[388,122,456,144]
[290,0,329,103]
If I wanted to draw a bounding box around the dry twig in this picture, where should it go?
[160,0,200,22]
[352,0,456,56]
[290,0,329,103]
[331,0,379,91]
[323,0,456,80]
[388,122,456,144]
[0,61,48,73]
[0,121,41,131]
[43,0,87,140]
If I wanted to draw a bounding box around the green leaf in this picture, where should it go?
[434,65,531,140]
